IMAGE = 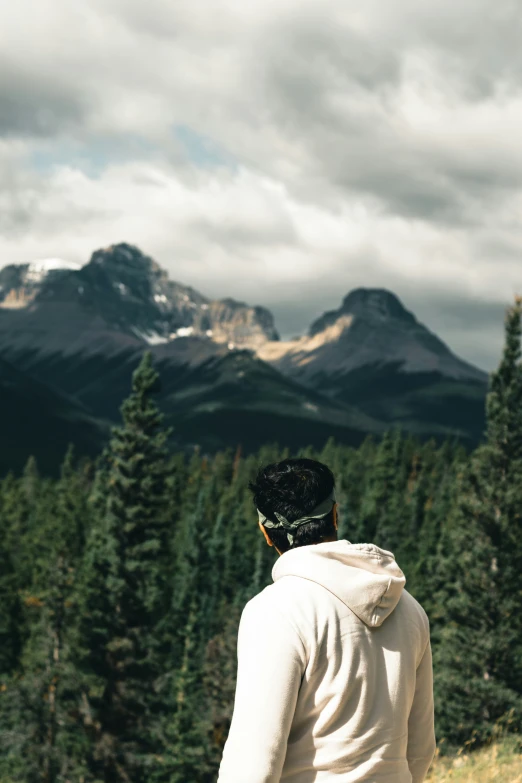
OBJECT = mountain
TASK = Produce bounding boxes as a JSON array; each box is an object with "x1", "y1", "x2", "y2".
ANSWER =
[
  {"x1": 0, "y1": 355, "x2": 105, "y2": 475},
  {"x1": 0, "y1": 245, "x2": 489, "y2": 472},
  {"x1": 0, "y1": 244, "x2": 278, "y2": 349},
  {"x1": 0, "y1": 245, "x2": 379, "y2": 469},
  {"x1": 257, "y1": 288, "x2": 488, "y2": 440}
]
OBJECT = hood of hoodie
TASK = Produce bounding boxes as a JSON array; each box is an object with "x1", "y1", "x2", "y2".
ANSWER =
[{"x1": 272, "y1": 539, "x2": 406, "y2": 628}]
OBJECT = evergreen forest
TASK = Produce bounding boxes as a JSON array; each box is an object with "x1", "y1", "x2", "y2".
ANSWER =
[{"x1": 1, "y1": 302, "x2": 522, "y2": 782}]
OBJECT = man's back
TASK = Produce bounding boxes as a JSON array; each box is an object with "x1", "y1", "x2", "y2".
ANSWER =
[{"x1": 218, "y1": 540, "x2": 435, "y2": 783}]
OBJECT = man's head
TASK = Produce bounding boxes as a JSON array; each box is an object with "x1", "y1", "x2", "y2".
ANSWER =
[{"x1": 249, "y1": 458, "x2": 337, "y2": 555}]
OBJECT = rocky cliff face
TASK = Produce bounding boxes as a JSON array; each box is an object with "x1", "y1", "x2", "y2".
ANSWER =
[
  {"x1": 0, "y1": 244, "x2": 278, "y2": 349},
  {"x1": 200, "y1": 298, "x2": 278, "y2": 349},
  {"x1": 0, "y1": 259, "x2": 80, "y2": 309}
]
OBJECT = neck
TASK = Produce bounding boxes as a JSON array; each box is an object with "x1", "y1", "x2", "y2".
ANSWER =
[{"x1": 278, "y1": 534, "x2": 338, "y2": 556}]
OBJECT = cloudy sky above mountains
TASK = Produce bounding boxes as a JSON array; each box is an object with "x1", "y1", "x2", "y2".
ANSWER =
[{"x1": 1, "y1": 0, "x2": 522, "y2": 369}]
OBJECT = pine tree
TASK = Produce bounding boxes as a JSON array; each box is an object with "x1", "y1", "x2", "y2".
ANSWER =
[
  {"x1": 408, "y1": 441, "x2": 462, "y2": 609},
  {"x1": 483, "y1": 297, "x2": 522, "y2": 720},
  {"x1": 357, "y1": 430, "x2": 406, "y2": 549},
  {"x1": 76, "y1": 352, "x2": 173, "y2": 782},
  {"x1": 54, "y1": 447, "x2": 93, "y2": 561},
  {"x1": 433, "y1": 299, "x2": 522, "y2": 748},
  {"x1": 163, "y1": 480, "x2": 226, "y2": 782},
  {"x1": 0, "y1": 556, "x2": 86, "y2": 783},
  {"x1": 2, "y1": 458, "x2": 46, "y2": 591},
  {"x1": 0, "y1": 485, "x2": 22, "y2": 677}
]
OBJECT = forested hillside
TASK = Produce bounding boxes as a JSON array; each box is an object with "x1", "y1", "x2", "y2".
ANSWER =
[{"x1": 0, "y1": 303, "x2": 521, "y2": 782}]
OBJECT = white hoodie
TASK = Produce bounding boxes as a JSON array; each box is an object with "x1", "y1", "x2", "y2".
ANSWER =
[{"x1": 218, "y1": 540, "x2": 435, "y2": 783}]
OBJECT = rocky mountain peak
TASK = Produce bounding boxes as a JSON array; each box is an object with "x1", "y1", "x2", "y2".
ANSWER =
[
  {"x1": 89, "y1": 243, "x2": 160, "y2": 279},
  {"x1": 341, "y1": 288, "x2": 417, "y2": 323},
  {"x1": 0, "y1": 243, "x2": 279, "y2": 349},
  {"x1": 258, "y1": 285, "x2": 487, "y2": 391},
  {"x1": 83, "y1": 243, "x2": 169, "y2": 304},
  {"x1": 309, "y1": 288, "x2": 416, "y2": 337}
]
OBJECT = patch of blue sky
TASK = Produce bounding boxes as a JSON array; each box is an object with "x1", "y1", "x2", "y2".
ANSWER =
[
  {"x1": 173, "y1": 124, "x2": 236, "y2": 169},
  {"x1": 28, "y1": 135, "x2": 157, "y2": 178}
]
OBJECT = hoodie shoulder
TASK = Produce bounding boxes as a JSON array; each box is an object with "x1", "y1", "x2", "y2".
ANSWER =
[
  {"x1": 401, "y1": 589, "x2": 430, "y2": 629},
  {"x1": 246, "y1": 579, "x2": 310, "y2": 618},
  {"x1": 242, "y1": 583, "x2": 306, "y2": 637},
  {"x1": 239, "y1": 583, "x2": 309, "y2": 663},
  {"x1": 397, "y1": 589, "x2": 431, "y2": 660}
]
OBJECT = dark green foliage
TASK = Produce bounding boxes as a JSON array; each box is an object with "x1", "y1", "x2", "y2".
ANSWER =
[
  {"x1": 0, "y1": 555, "x2": 88, "y2": 783},
  {"x1": 76, "y1": 352, "x2": 173, "y2": 781},
  {"x1": 0, "y1": 305, "x2": 522, "y2": 780},
  {"x1": 433, "y1": 301, "x2": 522, "y2": 750},
  {"x1": 0, "y1": 542, "x2": 21, "y2": 677}
]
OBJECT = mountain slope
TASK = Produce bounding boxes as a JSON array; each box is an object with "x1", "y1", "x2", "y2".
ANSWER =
[
  {"x1": 0, "y1": 335, "x2": 380, "y2": 457},
  {"x1": 258, "y1": 289, "x2": 488, "y2": 441},
  {"x1": 0, "y1": 248, "x2": 489, "y2": 466},
  {"x1": 0, "y1": 355, "x2": 106, "y2": 474},
  {"x1": 259, "y1": 288, "x2": 485, "y2": 382}
]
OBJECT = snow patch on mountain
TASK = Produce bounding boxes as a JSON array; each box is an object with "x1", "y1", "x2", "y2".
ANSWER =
[
  {"x1": 26, "y1": 259, "x2": 80, "y2": 283},
  {"x1": 131, "y1": 327, "x2": 169, "y2": 345}
]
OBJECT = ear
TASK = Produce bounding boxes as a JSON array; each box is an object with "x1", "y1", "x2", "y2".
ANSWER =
[
  {"x1": 259, "y1": 518, "x2": 273, "y2": 546},
  {"x1": 333, "y1": 503, "x2": 338, "y2": 530}
]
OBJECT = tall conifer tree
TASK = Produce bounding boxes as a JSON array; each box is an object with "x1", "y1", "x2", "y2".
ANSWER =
[
  {"x1": 433, "y1": 299, "x2": 522, "y2": 748},
  {"x1": 76, "y1": 352, "x2": 172, "y2": 782}
]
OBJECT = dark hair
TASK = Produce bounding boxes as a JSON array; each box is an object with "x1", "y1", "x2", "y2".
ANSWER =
[{"x1": 249, "y1": 458, "x2": 336, "y2": 553}]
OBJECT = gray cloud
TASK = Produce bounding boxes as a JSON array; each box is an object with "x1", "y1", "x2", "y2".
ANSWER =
[
  {"x1": 0, "y1": 0, "x2": 521, "y2": 371},
  {"x1": 0, "y1": 83, "x2": 85, "y2": 139}
]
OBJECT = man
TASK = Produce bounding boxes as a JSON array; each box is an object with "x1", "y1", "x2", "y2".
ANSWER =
[{"x1": 218, "y1": 458, "x2": 436, "y2": 783}]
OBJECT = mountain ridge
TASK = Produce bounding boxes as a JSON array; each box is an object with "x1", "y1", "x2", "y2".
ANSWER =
[
  {"x1": 0, "y1": 246, "x2": 487, "y2": 380},
  {"x1": 309, "y1": 288, "x2": 418, "y2": 335},
  {"x1": 0, "y1": 243, "x2": 279, "y2": 349},
  {"x1": 0, "y1": 243, "x2": 489, "y2": 469},
  {"x1": 258, "y1": 286, "x2": 486, "y2": 384}
]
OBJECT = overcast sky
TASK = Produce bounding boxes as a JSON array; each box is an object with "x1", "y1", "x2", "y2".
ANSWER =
[{"x1": 1, "y1": 1, "x2": 522, "y2": 370}]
